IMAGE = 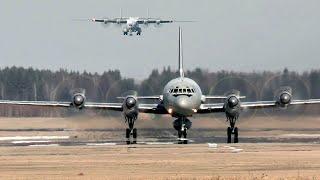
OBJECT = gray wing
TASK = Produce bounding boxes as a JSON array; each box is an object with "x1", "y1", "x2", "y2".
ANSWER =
[
  {"x1": 198, "y1": 99, "x2": 320, "y2": 114},
  {"x1": 241, "y1": 99, "x2": 320, "y2": 110},
  {"x1": 91, "y1": 18, "x2": 127, "y2": 24},
  {"x1": 137, "y1": 19, "x2": 173, "y2": 24},
  {"x1": 0, "y1": 100, "x2": 167, "y2": 114}
]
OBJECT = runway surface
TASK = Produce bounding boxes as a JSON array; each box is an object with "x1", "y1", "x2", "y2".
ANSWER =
[{"x1": 0, "y1": 117, "x2": 319, "y2": 179}]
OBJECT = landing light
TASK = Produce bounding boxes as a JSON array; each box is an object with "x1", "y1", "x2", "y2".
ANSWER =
[
  {"x1": 192, "y1": 109, "x2": 197, "y2": 113},
  {"x1": 168, "y1": 108, "x2": 173, "y2": 114}
]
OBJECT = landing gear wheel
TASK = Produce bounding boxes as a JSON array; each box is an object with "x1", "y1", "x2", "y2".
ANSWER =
[
  {"x1": 137, "y1": 32, "x2": 141, "y2": 35},
  {"x1": 234, "y1": 127, "x2": 238, "y2": 143},
  {"x1": 132, "y1": 128, "x2": 137, "y2": 144},
  {"x1": 178, "y1": 131, "x2": 182, "y2": 138},
  {"x1": 126, "y1": 128, "x2": 131, "y2": 144},
  {"x1": 183, "y1": 130, "x2": 188, "y2": 144},
  {"x1": 227, "y1": 127, "x2": 232, "y2": 143},
  {"x1": 123, "y1": 32, "x2": 128, "y2": 35}
]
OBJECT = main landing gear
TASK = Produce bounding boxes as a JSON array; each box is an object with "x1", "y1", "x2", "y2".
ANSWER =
[
  {"x1": 125, "y1": 116, "x2": 137, "y2": 144},
  {"x1": 227, "y1": 116, "x2": 238, "y2": 143},
  {"x1": 173, "y1": 117, "x2": 192, "y2": 144}
]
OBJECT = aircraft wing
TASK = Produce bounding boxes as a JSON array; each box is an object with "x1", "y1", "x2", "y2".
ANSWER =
[
  {"x1": 0, "y1": 100, "x2": 168, "y2": 114},
  {"x1": 197, "y1": 99, "x2": 320, "y2": 114},
  {"x1": 90, "y1": 18, "x2": 127, "y2": 24},
  {"x1": 240, "y1": 99, "x2": 320, "y2": 110}
]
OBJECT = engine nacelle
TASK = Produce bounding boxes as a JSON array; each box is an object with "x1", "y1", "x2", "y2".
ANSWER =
[
  {"x1": 277, "y1": 92, "x2": 292, "y2": 107},
  {"x1": 122, "y1": 96, "x2": 139, "y2": 119},
  {"x1": 224, "y1": 95, "x2": 241, "y2": 119},
  {"x1": 72, "y1": 93, "x2": 86, "y2": 109}
]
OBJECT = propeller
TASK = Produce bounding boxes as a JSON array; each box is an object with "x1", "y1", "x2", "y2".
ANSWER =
[
  {"x1": 209, "y1": 76, "x2": 259, "y2": 121},
  {"x1": 260, "y1": 73, "x2": 311, "y2": 117}
]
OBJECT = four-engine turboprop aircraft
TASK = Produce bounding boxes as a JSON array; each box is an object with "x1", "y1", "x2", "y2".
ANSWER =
[
  {"x1": 84, "y1": 9, "x2": 193, "y2": 36},
  {"x1": 1, "y1": 28, "x2": 320, "y2": 144}
]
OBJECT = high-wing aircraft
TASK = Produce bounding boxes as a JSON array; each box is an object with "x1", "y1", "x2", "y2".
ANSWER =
[
  {"x1": 1, "y1": 28, "x2": 320, "y2": 144},
  {"x1": 82, "y1": 9, "x2": 193, "y2": 36}
]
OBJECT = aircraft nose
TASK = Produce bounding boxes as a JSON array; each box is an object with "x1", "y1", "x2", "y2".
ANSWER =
[{"x1": 176, "y1": 96, "x2": 190, "y2": 110}]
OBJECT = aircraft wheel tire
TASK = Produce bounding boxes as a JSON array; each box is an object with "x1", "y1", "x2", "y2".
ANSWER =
[
  {"x1": 126, "y1": 128, "x2": 131, "y2": 144},
  {"x1": 234, "y1": 127, "x2": 239, "y2": 143},
  {"x1": 227, "y1": 127, "x2": 232, "y2": 143},
  {"x1": 178, "y1": 131, "x2": 182, "y2": 138},
  {"x1": 132, "y1": 128, "x2": 137, "y2": 144}
]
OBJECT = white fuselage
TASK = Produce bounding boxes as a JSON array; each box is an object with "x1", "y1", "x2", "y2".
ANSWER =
[{"x1": 123, "y1": 17, "x2": 141, "y2": 34}]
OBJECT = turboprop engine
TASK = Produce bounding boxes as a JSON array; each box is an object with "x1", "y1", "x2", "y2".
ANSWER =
[
  {"x1": 276, "y1": 87, "x2": 292, "y2": 107},
  {"x1": 72, "y1": 93, "x2": 86, "y2": 109},
  {"x1": 122, "y1": 96, "x2": 139, "y2": 119},
  {"x1": 224, "y1": 95, "x2": 241, "y2": 120}
]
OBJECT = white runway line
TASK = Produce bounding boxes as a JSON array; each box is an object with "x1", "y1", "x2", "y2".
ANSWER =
[
  {"x1": 146, "y1": 142, "x2": 174, "y2": 145},
  {"x1": 86, "y1": 143, "x2": 117, "y2": 146},
  {"x1": 29, "y1": 144, "x2": 60, "y2": 147},
  {"x1": 0, "y1": 136, "x2": 69, "y2": 141},
  {"x1": 223, "y1": 145, "x2": 243, "y2": 153},
  {"x1": 207, "y1": 143, "x2": 218, "y2": 148},
  {"x1": 280, "y1": 134, "x2": 320, "y2": 137},
  {"x1": 11, "y1": 140, "x2": 51, "y2": 144}
]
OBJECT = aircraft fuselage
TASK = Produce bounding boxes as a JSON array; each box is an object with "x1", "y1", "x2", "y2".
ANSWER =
[{"x1": 163, "y1": 77, "x2": 202, "y2": 117}]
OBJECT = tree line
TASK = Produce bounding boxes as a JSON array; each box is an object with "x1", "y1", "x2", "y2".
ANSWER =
[{"x1": 0, "y1": 66, "x2": 320, "y2": 117}]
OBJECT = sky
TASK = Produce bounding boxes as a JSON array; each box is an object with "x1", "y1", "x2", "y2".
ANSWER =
[{"x1": 0, "y1": 0, "x2": 320, "y2": 79}]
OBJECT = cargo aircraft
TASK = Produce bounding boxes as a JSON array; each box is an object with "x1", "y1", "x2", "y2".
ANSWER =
[
  {"x1": 1, "y1": 28, "x2": 320, "y2": 144},
  {"x1": 82, "y1": 9, "x2": 193, "y2": 36}
]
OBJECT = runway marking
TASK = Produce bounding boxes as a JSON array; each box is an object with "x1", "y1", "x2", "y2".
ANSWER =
[
  {"x1": 145, "y1": 142, "x2": 174, "y2": 145},
  {"x1": 207, "y1": 143, "x2": 218, "y2": 148},
  {"x1": 280, "y1": 134, "x2": 320, "y2": 137},
  {"x1": 11, "y1": 140, "x2": 51, "y2": 144},
  {"x1": 86, "y1": 143, "x2": 117, "y2": 146},
  {"x1": 0, "y1": 136, "x2": 69, "y2": 141},
  {"x1": 29, "y1": 144, "x2": 60, "y2": 147},
  {"x1": 223, "y1": 145, "x2": 243, "y2": 153}
]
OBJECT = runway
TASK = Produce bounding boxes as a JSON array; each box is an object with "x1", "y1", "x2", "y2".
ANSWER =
[
  {"x1": 0, "y1": 117, "x2": 319, "y2": 179},
  {"x1": 0, "y1": 143, "x2": 319, "y2": 179}
]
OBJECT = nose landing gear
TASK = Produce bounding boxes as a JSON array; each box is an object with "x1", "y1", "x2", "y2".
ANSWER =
[
  {"x1": 125, "y1": 116, "x2": 137, "y2": 144},
  {"x1": 227, "y1": 116, "x2": 239, "y2": 143},
  {"x1": 173, "y1": 117, "x2": 192, "y2": 144}
]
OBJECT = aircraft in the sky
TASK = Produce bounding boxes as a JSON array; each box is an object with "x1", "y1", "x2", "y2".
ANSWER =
[
  {"x1": 82, "y1": 10, "x2": 193, "y2": 36},
  {"x1": 1, "y1": 28, "x2": 320, "y2": 144}
]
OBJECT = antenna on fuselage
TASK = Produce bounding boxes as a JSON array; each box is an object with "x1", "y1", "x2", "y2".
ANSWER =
[{"x1": 178, "y1": 27, "x2": 184, "y2": 79}]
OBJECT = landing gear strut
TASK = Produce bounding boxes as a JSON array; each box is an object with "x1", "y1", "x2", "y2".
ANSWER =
[
  {"x1": 125, "y1": 116, "x2": 137, "y2": 144},
  {"x1": 227, "y1": 116, "x2": 239, "y2": 143},
  {"x1": 173, "y1": 117, "x2": 192, "y2": 144}
]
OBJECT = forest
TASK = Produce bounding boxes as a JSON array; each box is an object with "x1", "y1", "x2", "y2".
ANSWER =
[{"x1": 0, "y1": 66, "x2": 320, "y2": 117}]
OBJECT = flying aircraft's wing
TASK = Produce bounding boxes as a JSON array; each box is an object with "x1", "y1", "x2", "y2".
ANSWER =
[
  {"x1": 197, "y1": 99, "x2": 320, "y2": 114},
  {"x1": 0, "y1": 100, "x2": 168, "y2": 114},
  {"x1": 136, "y1": 18, "x2": 195, "y2": 24},
  {"x1": 90, "y1": 18, "x2": 128, "y2": 24}
]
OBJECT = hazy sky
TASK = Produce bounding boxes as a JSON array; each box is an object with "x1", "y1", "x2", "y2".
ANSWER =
[{"x1": 0, "y1": 0, "x2": 319, "y2": 79}]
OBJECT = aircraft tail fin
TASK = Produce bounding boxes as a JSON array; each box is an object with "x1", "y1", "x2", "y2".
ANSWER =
[{"x1": 178, "y1": 27, "x2": 184, "y2": 79}]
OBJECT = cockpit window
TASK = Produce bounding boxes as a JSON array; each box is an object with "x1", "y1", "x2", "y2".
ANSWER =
[
  {"x1": 187, "y1": 89, "x2": 191, "y2": 93},
  {"x1": 178, "y1": 89, "x2": 182, "y2": 93},
  {"x1": 174, "y1": 89, "x2": 178, "y2": 93}
]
